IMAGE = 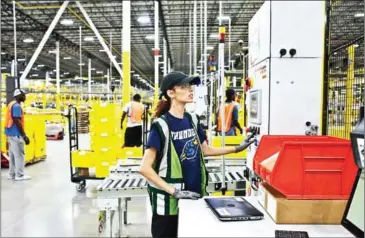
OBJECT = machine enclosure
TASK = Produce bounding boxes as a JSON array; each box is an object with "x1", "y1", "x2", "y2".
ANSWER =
[{"x1": 247, "y1": 1, "x2": 326, "y2": 170}]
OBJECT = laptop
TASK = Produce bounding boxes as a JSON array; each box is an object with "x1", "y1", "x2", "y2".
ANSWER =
[{"x1": 204, "y1": 197, "x2": 264, "y2": 221}]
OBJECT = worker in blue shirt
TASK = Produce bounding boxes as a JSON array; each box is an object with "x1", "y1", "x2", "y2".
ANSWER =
[
  {"x1": 4, "y1": 89, "x2": 31, "y2": 181},
  {"x1": 139, "y1": 71, "x2": 256, "y2": 238}
]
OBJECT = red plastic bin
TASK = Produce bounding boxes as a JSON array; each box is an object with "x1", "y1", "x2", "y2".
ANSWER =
[{"x1": 253, "y1": 135, "x2": 357, "y2": 200}]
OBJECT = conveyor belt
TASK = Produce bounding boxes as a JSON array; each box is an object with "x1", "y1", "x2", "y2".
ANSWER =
[{"x1": 96, "y1": 165, "x2": 247, "y2": 198}]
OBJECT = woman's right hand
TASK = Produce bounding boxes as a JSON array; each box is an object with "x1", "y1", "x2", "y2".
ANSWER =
[{"x1": 173, "y1": 189, "x2": 201, "y2": 200}]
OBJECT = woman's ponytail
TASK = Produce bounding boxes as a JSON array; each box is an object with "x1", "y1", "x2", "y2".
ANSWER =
[{"x1": 155, "y1": 97, "x2": 171, "y2": 118}]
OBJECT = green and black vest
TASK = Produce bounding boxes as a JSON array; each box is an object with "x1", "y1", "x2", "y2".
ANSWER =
[{"x1": 147, "y1": 112, "x2": 208, "y2": 216}]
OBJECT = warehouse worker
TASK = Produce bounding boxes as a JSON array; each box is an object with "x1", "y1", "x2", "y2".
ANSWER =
[
  {"x1": 139, "y1": 71, "x2": 256, "y2": 238},
  {"x1": 4, "y1": 89, "x2": 31, "y2": 181},
  {"x1": 216, "y1": 88, "x2": 243, "y2": 136},
  {"x1": 121, "y1": 94, "x2": 145, "y2": 147}
]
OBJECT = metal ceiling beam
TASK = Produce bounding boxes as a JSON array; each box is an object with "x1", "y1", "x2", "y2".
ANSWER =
[
  {"x1": 158, "y1": 0, "x2": 173, "y2": 68},
  {"x1": 1, "y1": 1, "x2": 110, "y2": 69},
  {"x1": 1, "y1": 23, "x2": 249, "y2": 32}
]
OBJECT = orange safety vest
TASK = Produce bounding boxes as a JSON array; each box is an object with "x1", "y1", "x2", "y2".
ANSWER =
[
  {"x1": 217, "y1": 103, "x2": 235, "y2": 133},
  {"x1": 5, "y1": 101, "x2": 24, "y2": 129},
  {"x1": 129, "y1": 101, "x2": 144, "y2": 123}
]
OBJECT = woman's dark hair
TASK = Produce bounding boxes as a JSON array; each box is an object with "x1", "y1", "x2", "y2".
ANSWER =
[{"x1": 155, "y1": 95, "x2": 171, "y2": 118}]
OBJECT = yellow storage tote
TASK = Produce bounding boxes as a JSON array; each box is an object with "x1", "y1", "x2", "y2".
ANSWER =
[
  {"x1": 71, "y1": 150, "x2": 96, "y2": 168},
  {"x1": 94, "y1": 147, "x2": 118, "y2": 163},
  {"x1": 118, "y1": 147, "x2": 143, "y2": 159},
  {"x1": 95, "y1": 160, "x2": 117, "y2": 178},
  {"x1": 34, "y1": 121, "x2": 46, "y2": 159},
  {"x1": 89, "y1": 117, "x2": 119, "y2": 134},
  {"x1": 24, "y1": 142, "x2": 35, "y2": 164},
  {"x1": 90, "y1": 132, "x2": 119, "y2": 149}
]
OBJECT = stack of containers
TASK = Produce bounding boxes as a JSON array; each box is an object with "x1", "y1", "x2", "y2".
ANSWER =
[{"x1": 89, "y1": 102, "x2": 122, "y2": 177}]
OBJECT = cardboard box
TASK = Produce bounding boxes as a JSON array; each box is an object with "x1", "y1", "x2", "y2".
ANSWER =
[
  {"x1": 78, "y1": 168, "x2": 89, "y2": 176},
  {"x1": 260, "y1": 183, "x2": 348, "y2": 224}
]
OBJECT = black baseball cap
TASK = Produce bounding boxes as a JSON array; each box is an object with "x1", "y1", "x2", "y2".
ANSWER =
[{"x1": 159, "y1": 71, "x2": 201, "y2": 99}]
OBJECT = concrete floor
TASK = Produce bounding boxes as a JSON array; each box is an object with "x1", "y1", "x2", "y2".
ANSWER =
[{"x1": 1, "y1": 134, "x2": 152, "y2": 237}]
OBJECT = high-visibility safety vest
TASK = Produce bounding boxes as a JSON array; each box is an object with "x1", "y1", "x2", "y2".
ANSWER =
[
  {"x1": 129, "y1": 101, "x2": 144, "y2": 123},
  {"x1": 5, "y1": 101, "x2": 24, "y2": 129},
  {"x1": 147, "y1": 112, "x2": 208, "y2": 215},
  {"x1": 217, "y1": 103, "x2": 235, "y2": 132}
]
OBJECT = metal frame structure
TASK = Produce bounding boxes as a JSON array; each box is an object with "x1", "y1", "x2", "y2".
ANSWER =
[
  {"x1": 1, "y1": 0, "x2": 263, "y2": 87},
  {"x1": 323, "y1": 0, "x2": 364, "y2": 138}
]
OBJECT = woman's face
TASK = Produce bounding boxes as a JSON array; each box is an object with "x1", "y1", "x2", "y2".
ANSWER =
[{"x1": 167, "y1": 83, "x2": 194, "y2": 103}]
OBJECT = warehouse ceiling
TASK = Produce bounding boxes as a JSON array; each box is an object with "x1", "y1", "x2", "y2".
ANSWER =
[
  {"x1": 329, "y1": 0, "x2": 364, "y2": 52},
  {"x1": 1, "y1": 0, "x2": 363, "y2": 87},
  {"x1": 1, "y1": 0, "x2": 262, "y2": 86}
]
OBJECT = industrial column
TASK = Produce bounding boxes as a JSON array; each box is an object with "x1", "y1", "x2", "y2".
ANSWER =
[
  {"x1": 189, "y1": 10, "x2": 192, "y2": 75},
  {"x1": 56, "y1": 41, "x2": 60, "y2": 109},
  {"x1": 218, "y1": 4, "x2": 227, "y2": 194},
  {"x1": 204, "y1": 0, "x2": 207, "y2": 83},
  {"x1": 163, "y1": 38, "x2": 167, "y2": 76},
  {"x1": 122, "y1": 0, "x2": 131, "y2": 104},
  {"x1": 200, "y1": 0, "x2": 203, "y2": 72},
  {"x1": 193, "y1": 1, "x2": 197, "y2": 74},
  {"x1": 79, "y1": 25, "x2": 83, "y2": 95},
  {"x1": 154, "y1": 1, "x2": 159, "y2": 102},
  {"x1": 345, "y1": 45, "x2": 355, "y2": 138},
  {"x1": 13, "y1": 1, "x2": 17, "y2": 78},
  {"x1": 168, "y1": 58, "x2": 171, "y2": 73},
  {"x1": 88, "y1": 58, "x2": 91, "y2": 98}
]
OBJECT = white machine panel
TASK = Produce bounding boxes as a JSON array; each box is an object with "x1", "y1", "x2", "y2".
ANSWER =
[
  {"x1": 269, "y1": 58, "x2": 323, "y2": 134},
  {"x1": 246, "y1": 59, "x2": 270, "y2": 170},
  {"x1": 270, "y1": 1, "x2": 326, "y2": 58},
  {"x1": 248, "y1": 1, "x2": 270, "y2": 67},
  {"x1": 246, "y1": 0, "x2": 325, "y2": 171}
]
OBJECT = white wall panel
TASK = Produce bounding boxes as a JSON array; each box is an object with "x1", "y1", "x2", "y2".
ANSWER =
[
  {"x1": 269, "y1": 58, "x2": 323, "y2": 135},
  {"x1": 271, "y1": 1, "x2": 326, "y2": 58}
]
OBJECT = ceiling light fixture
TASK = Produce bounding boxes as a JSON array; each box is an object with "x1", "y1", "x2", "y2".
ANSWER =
[
  {"x1": 1, "y1": 52, "x2": 6, "y2": 55},
  {"x1": 217, "y1": 16, "x2": 230, "y2": 21},
  {"x1": 63, "y1": 56, "x2": 72, "y2": 60},
  {"x1": 49, "y1": 50, "x2": 56, "y2": 54},
  {"x1": 354, "y1": 13, "x2": 364, "y2": 17},
  {"x1": 1, "y1": 67, "x2": 7, "y2": 70},
  {"x1": 91, "y1": 68, "x2": 96, "y2": 70},
  {"x1": 18, "y1": 58, "x2": 26, "y2": 62},
  {"x1": 137, "y1": 16, "x2": 150, "y2": 24},
  {"x1": 354, "y1": 44, "x2": 359, "y2": 48},
  {"x1": 60, "y1": 19, "x2": 74, "y2": 26},
  {"x1": 145, "y1": 35, "x2": 155, "y2": 40},
  {"x1": 23, "y1": 38, "x2": 34, "y2": 43},
  {"x1": 209, "y1": 33, "x2": 219, "y2": 38},
  {"x1": 99, "y1": 49, "x2": 106, "y2": 52},
  {"x1": 38, "y1": 64, "x2": 45, "y2": 67},
  {"x1": 78, "y1": 63, "x2": 85, "y2": 66},
  {"x1": 206, "y1": 46, "x2": 214, "y2": 50},
  {"x1": 84, "y1": 36, "x2": 94, "y2": 42}
]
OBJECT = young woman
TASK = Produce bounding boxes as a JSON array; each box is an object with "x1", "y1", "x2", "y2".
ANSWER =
[{"x1": 139, "y1": 71, "x2": 256, "y2": 238}]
